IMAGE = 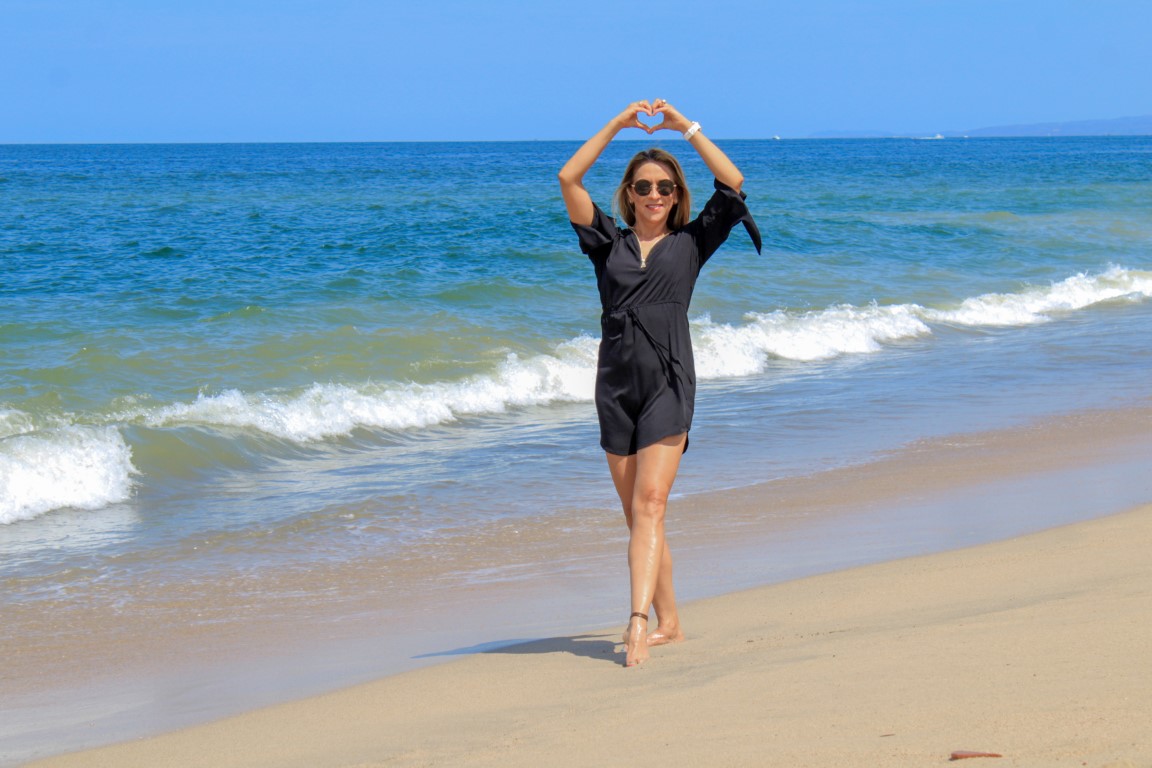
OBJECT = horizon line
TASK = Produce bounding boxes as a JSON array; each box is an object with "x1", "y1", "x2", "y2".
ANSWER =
[{"x1": 4, "y1": 134, "x2": 1151, "y2": 147}]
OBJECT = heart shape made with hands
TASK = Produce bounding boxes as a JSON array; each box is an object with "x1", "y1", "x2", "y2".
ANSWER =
[{"x1": 636, "y1": 111, "x2": 666, "y2": 132}]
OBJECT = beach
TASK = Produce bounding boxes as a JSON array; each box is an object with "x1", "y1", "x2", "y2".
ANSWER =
[
  {"x1": 14, "y1": 402, "x2": 1152, "y2": 767},
  {"x1": 3, "y1": 138, "x2": 1151, "y2": 765}
]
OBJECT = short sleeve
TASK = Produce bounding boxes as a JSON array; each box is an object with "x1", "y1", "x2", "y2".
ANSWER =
[
  {"x1": 570, "y1": 203, "x2": 619, "y2": 259},
  {"x1": 693, "y1": 178, "x2": 763, "y2": 264}
]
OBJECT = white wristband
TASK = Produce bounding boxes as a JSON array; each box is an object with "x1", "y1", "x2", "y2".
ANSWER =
[{"x1": 683, "y1": 121, "x2": 701, "y2": 140}]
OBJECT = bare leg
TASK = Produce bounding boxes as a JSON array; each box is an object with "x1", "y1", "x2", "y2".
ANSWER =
[
  {"x1": 646, "y1": 542, "x2": 685, "y2": 647},
  {"x1": 606, "y1": 433, "x2": 686, "y2": 666},
  {"x1": 607, "y1": 444, "x2": 685, "y2": 648}
]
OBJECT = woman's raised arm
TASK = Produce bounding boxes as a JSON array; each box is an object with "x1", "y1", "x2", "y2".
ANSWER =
[
  {"x1": 652, "y1": 101, "x2": 744, "y2": 193},
  {"x1": 558, "y1": 101, "x2": 654, "y2": 226}
]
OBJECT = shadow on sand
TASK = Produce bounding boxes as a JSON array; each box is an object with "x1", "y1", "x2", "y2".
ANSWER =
[{"x1": 414, "y1": 633, "x2": 620, "y2": 665}]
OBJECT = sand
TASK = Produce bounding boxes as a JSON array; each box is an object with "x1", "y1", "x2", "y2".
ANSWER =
[{"x1": 26, "y1": 498, "x2": 1152, "y2": 767}]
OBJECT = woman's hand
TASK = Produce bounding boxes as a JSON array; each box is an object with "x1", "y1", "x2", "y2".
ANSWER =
[
  {"x1": 650, "y1": 100, "x2": 693, "y2": 134},
  {"x1": 612, "y1": 101, "x2": 657, "y2": 133}
]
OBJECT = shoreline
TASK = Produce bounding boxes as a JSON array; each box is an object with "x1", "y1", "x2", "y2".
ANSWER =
[
  {"x1": 6, "y1": 402, "x2": 1152, "y2": 766},
  {"x1": 23, "y1": 504, "x2": 1152, "y2": 767}
]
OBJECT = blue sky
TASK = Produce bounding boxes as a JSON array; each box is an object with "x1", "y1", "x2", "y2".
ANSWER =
[{"x1": 5, "y1": 0, "x2": 1151, "y2": 143}]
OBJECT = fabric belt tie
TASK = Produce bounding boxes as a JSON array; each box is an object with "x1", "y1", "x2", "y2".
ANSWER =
[{"x1": 623, "y1": 306, "x2": 686, "y2": 388}]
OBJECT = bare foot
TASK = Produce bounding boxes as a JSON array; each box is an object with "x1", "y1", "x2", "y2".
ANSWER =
[
  {"x1": 623, "y1": 615, "x2": 649, "y2": 667},
  {"x1": 646, "y1": 623, "x2": 684, "y2": 646}
]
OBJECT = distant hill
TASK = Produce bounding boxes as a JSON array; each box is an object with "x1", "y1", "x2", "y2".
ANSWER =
[
  {"x1": 956, "y1": 114, "x2": 1152, "y2": 137},
  {"x1": 807, "y1": 114, "x2": 1152, "y2": 139}
]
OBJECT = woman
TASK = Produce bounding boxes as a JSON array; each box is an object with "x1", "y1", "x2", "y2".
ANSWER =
[{"x1": 558, "y1": 100, "x2": 761, "y2": 667}]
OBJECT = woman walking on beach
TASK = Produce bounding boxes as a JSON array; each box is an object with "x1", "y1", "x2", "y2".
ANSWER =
[{"x1": 559, "y1": 100, "x2": 761, "y2": 667}]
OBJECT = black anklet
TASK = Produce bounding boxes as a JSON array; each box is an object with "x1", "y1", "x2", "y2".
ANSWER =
[{"x1": 630, "y1": 612, "x2": 648, "y2": 621}]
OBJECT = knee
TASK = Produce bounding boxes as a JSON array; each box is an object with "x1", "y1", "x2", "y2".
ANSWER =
[{"x1": 632, "y1": 485, "x2": 670, "y2": 522}]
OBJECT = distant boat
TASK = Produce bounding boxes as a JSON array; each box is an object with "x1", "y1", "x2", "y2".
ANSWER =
[{"x1": 773, "y1": 135, "x2": 781, "y2": 140}]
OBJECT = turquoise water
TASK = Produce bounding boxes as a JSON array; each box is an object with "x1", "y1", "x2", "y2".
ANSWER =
[{"x1": 2, "y1": 136, "x2": 1151, "y2": 613}]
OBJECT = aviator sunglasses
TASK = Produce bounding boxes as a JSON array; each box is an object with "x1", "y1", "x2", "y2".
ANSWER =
[{"x1": 630, "y1": 179, "x2": 677, "y2": 196}]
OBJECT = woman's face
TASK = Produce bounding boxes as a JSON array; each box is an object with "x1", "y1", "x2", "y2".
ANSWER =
[{"x1": 627, "y1": 161, "x2": 679, "y2": 230}]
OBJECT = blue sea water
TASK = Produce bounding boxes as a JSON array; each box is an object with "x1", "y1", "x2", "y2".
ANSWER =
[
  {"x1": 3, "y1": 136, "x2": 1152, "y2": 565},
  {"x1": 2, "y1": 138, "x2": 1152, "y2": 750}
]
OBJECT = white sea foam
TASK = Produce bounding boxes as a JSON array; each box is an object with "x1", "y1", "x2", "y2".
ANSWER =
[
  {"x1": 691, "y1": 266, "x2": 1152, "y2": 373},
  {"x1": 694, "y1": 302, "x2": 931, "y2": 375},
  {"x1": 147, "y1": 336, "x2": 601, "y2": 441},
  {"x1": 922, "y1": 265, "x2": 1152, "y2": 327},
  {"x1": 0, "y1": 408, "x2": 40, "y2": 440},
  {"x1": 136, "y1": 267, "x2": 1152, "y2": 442},
  {"x1": 0, "y1": 426, "x2": 137, "y2": 524}
]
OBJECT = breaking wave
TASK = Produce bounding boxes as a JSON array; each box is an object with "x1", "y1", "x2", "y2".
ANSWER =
[{"x1": 3, "y1": 266, "x2": 1149, "y2": 523}]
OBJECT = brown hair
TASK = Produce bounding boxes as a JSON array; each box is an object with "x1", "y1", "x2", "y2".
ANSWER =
[{"x1": 612, "y1": 148, "x2": 692, "y2": 230}]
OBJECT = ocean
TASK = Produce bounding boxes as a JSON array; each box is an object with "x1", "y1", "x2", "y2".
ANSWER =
[{"x1": 2, "y1": 137, "x2": 1152, "y2": 760}]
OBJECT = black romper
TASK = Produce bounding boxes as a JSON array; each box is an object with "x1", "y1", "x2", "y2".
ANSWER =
[{"x1": 572, "y1": 179, "x2": 762, "y2": 456}]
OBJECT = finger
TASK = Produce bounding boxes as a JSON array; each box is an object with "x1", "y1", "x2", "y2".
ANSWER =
[{"x1": 624, "y1": 102, "x2": 649, "y2": 130}]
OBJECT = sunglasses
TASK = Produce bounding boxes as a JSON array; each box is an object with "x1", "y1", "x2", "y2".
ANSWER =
[{"x1": 630, "y1": 179, "x2": 677, "y2": 196}]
